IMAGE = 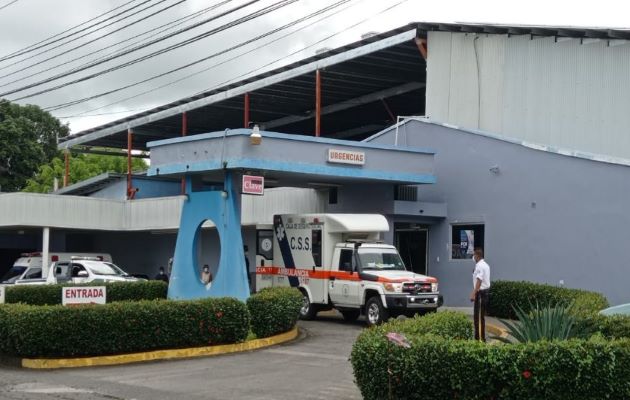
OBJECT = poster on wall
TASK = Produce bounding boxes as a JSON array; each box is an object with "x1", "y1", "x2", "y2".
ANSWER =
[{"x1": 459, "y1": 230, "x2": 475, "y2": 259}]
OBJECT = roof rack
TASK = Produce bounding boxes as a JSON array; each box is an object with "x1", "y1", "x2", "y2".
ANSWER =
[{"x1": 20, "y1": 252, "x2": 42, "y2": 257}]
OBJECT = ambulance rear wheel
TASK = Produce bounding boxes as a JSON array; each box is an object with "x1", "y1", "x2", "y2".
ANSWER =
[
  {"x1": 365, "y1": 296, "x2": 389, "y2": 326},
  {"x1": 341, "y1": 309, "x2": 360, "y2": 322},
  {"x1": 299, "y1": 290, "x2": 317, "y2": 320}
]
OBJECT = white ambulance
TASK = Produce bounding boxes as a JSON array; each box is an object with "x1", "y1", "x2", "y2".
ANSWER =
[{"x1": 255, "y1": 214, "x2": 442, "y2": 326}]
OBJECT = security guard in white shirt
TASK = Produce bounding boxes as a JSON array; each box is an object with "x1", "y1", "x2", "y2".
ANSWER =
[{"x1": 470, "y1": 248, "x2": 491, "y2": 342}]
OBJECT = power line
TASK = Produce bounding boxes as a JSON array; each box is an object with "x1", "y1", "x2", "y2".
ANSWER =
[
  {"x1": 47, "y1": 0, "x2": 356, "y2": 112},
  {"x1": 55, "y1": 0, "x2": 406, "y2": 117},
  {"x1": 0, "y1": 1, "x2": 231, "y2": 89},
  {"x1": 6, "y1": 0, "x2": 298, "y2": 100},
  {"x1": 1, "y1": 0, "x2": 263, "y2": 97},
  {"x1": 0, "y1": 0, "x2": 179, "y2": 74},
  {"x1": 0, "y1": 0, "x2": 139, "y2": 62},
  {"x1": 0, "y1": 0, "x2": 19, "y2": 12},
  {"x1": 193, "y1": 0, "x2": 410, "y2": 94}
]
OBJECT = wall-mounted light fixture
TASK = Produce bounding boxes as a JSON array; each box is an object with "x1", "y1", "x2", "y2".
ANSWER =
[{"x1": 250, "y1": 124, "x2": 262, "y2": 145}]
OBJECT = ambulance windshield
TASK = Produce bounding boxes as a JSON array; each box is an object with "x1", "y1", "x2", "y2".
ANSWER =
[{"x1": 358, "y1": 249, "x2": 406, "y2": 271}]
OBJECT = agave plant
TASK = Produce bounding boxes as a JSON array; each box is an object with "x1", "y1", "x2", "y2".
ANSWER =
[{"x1": 496, "y1": 301, "x2": 576, "y2": 343}]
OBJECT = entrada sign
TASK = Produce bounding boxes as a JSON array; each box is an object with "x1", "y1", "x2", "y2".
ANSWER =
[
  {"x1": 62, "y1": 286, "x2": 106, "y2": 306},
  {"x1": 242, "y1": 175, "x2": 264, "y2": 195},
  {"x1": 327, "y1": 149, "x2": 365, "y2": 165}
]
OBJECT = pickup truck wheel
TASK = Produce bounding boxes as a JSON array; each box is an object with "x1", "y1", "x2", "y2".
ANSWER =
[
  {"x1": 299, "y1": 291, "x2": 317, "y2": 320},
  {"x1": 365, "y1": 296, "x2": 389, "y2": 326},
  {"x1": 340, "y1": 309, "x2": 360, "y2": 322}
]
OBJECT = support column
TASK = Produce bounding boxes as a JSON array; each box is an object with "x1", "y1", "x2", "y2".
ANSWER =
[
  {"x1": 63, "y1": 151, "x2": 70, "y2": 187},
  {"x1": 244, "y1": 93, "x2": 250, "y2": 128},
  {"x1": 42, "y1": 227, "x2": 50, "y2": 279},
  {"x1": 315, "y1": 69, "x2": 321, "y2": 137},
  {"x1": 181, "y1": 112, "x2": 188, "y2": 195},
  {"x1": 127, "y1": 128, "x2": 134, "y2": 200},
  {"x1": 168, "y1": 171, "x2": 249, "y2": 301}
]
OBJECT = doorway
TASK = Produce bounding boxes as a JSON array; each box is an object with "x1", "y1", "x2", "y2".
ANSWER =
[{"x1": 394, "y1": 223, "x2": 428, "y2": 275}]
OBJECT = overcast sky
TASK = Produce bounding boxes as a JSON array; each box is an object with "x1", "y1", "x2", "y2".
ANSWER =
[{"x1": 0, "y1": 0, "x2": 628, "y2": 134}]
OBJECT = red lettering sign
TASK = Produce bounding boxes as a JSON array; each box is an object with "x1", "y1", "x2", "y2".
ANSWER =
[{"x1": 242, "y1": 175, "x2": 264, "y2": 195}]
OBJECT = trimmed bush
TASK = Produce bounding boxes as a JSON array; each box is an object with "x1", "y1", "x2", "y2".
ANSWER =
[
  {"x1": 5, "y1": 281, "x2": 167, "y2": 305},
  {"x1": 0, "y1": 297, "x2": 249, "y2": 358},
  {"x1": 247, "y1": 287, "x2": 302, "y2": 338},
  {"x1": 351, "y1": 331, "x2": 630, "y2": 400},
  {"x1": 574, "y1": 314, "x2": 630, "y2": 340},
  {"x1": 372, "y1": 310, "x2": 473, "y2": 340},
  {"x1": 488, "y1": 280, "x2": 608, "y2": 319}
]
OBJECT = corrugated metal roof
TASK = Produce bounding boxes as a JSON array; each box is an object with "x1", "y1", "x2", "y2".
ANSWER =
[{"x1": 58, "y1": 21, "x2": 630, "y2": 152}]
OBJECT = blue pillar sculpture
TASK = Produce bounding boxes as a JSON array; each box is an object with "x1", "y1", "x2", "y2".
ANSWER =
[{"x1": 167, "y1": 171, "x2": 250, "y2": 301}]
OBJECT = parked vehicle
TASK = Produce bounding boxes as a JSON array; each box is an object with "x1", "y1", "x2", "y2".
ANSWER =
[
  {"x1": 600, "y1": 304, "x2": 630, "y2": 316},
  {"x1": 1, "y1": 252, "x2": 112, "y2": 284},
  {"x1": 13, "y1": 257, "x2": 139, "y2": 285},
  {"x1": 255, "y1": 214, "x2": 442, "y2": 326}
]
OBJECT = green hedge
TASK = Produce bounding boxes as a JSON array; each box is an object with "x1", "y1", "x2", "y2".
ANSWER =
[
  {"x1": 352, "y1": 333, "x2": 630, "y2": 400},
  {"x1": 5, "y1": 281, "x2": 168, "y2": 305},
  {"x1": 575, "y1": 314, "x2": 630, "y2": 340},
  {"x1": 371, "y1": 310, "x2": 473, "y2": 340},
  {"x1": 0, "y1": 297, "x2": 249, "y2": 358},
  {"x1": 488, "y1": 280, "x2": 609, "y2": 319},
  {"x1": 246, "y1": 287, "x2": 302, "y2": 338}
]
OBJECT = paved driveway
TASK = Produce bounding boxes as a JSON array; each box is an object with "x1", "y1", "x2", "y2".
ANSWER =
[{"x1": 0, "y1": 314, "x2": 364, "y2": 400}]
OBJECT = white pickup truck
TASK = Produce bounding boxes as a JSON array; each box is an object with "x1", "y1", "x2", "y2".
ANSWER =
[
  {"x1": 13, "y1": 258, "x2": 140, "y2": 285},
  {"x1": 255, "y1": 214, "x2": 442, "y2": 325},
  {"x1": 2, "y1": 252, "x2": 112, "y2": 284}
]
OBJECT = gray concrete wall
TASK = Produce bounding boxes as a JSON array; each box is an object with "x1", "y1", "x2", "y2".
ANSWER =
[
  {"x1": 369, "y1": 119, "x2": 630, "y2": 306},
  {"x1": 91, "y1": 179, "x2": 181, "y2": 200}
]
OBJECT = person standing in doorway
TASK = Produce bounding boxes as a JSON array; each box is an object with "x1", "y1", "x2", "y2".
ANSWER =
[
  {"x1": 154, "y1": 266, "x2": 169, "y2": 283},
  {"x1": 469, "y1": 248, "x2": 491, "y2": 342},
  {"x1": 201, "y1": 264, "x2": 212, "y2": 285}
]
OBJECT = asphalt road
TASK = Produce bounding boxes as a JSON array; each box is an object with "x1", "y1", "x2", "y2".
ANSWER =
[{"x1": 0, "y1": 314, "x2": 364, "y2": 400}]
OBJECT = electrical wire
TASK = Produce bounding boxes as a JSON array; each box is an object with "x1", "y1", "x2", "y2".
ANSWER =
[
  {"x1": 0, "y1": 0, "x2": 179, "y2": 73},
  {"x1": 54, "y1": 0, "x2": 406, "y2": 117},
  {"x1": 0, "y1": 0, "x2": 19, "y2": 12},
  {"x1": 191, "y1": 0, "x2": 410, "y2": 97},
  {"x1": 5, "y1": 0, "x2": 299, "y2": 100},
  {"x1": 0, "y1": 1, "x2": 231, "y2": 89},
  {"x1": 1, "y1": 0, "x2": 265, "y2": 97},
  {"x1": 47, "y1": 0, "x2": 354, "y2": 112},
  {"x1": 0, "y1": 0, "x2": 139, "y2": 62}
]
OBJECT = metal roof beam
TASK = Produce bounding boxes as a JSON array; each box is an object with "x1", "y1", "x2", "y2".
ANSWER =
[
  {"x1": 73, "y1": 148, "x2": 147, "y2": 158},
  {"x1": 58, "y1": 29, "x2": 417, "y2": 150},
  {"x1": 608, "y1": 29, "x2": 630, "y2": 40},
  {"x1": 262, "y1": 82, "x2": 424, "y2": 130},
  {"x1": 331, "y1": 124, "x2": 385, "y2": 139}
]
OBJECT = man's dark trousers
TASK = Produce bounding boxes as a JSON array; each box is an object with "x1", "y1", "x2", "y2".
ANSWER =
[{"x1": 474, "y1": 289, "x2": 489, "y2": 342}]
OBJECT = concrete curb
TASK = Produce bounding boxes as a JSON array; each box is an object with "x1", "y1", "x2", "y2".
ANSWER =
[
  {"x1": 21, "y1": 327, "x2": 299, "y2": 369},
  {"x1": 486, "y1": 322, "x2": 509, "y2": 339}
]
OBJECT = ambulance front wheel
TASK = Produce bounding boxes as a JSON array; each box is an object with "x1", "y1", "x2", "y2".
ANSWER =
[
  {"x1": 365, "y1": 296, "x2": 389, "y2": 326},
  {"x1": 299, "y1": 290, "x2": 317, "y2": 320}
]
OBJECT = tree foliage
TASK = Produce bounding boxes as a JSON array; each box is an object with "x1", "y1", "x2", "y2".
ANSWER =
[
  {"x1": 23, "y1": 151, "x2": 147, "y2": 193},
  {"x1": 0, "y1": 100, "x2": 69, "y2": 191}
]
